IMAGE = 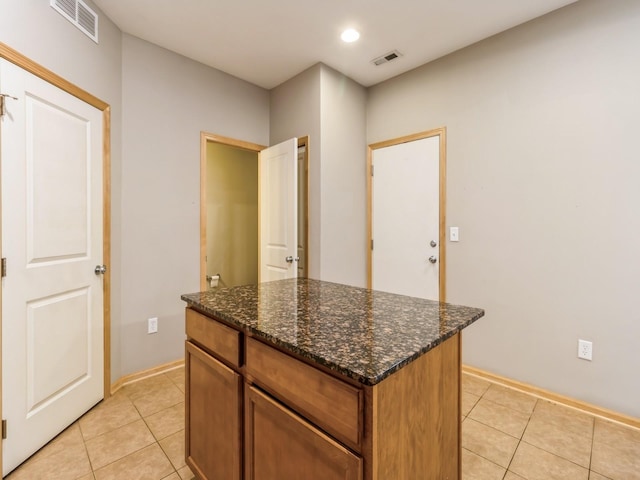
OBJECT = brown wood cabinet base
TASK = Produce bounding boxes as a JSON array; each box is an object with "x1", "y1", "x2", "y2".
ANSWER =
[
  {"x1": 185, "y1": 307, "x2": 462, "y2": 480},
  {"x1": 369, "y1": 333, "x2": 461, "y2": 479}
]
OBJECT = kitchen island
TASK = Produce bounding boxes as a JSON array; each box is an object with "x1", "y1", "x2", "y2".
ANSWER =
[{"x1": 182, "y1": 278, "x2": 484, "y2": 480}]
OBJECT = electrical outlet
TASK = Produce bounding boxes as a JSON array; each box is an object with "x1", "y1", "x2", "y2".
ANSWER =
[
  {"x1": 578, "y1": 339, "x2": 592, "y2": 361},
  {"x1": 148, "y1": 317, "x2": 158, "y2": 334}
]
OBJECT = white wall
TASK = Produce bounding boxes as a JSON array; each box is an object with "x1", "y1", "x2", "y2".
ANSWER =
[
  {"x1": 0, "y1": 0, "x2": 124, "y2": 381},
  {"x1": 120, "y1": 34, "x2": 269, "y2": 375},
  {"x1": 270, "y1": 64, "x2": 367, "y2": 286},
  {"x1": 367, "y1": 0, "x2": 640, "y2": 417}
]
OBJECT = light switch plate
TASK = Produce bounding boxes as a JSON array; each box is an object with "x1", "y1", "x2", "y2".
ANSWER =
[
  {"x1": 450, "y1": 227, "x2": 459, "y2": 242},
  {"x1": 148, "y1": 317, "x2": 158, "y2": 334}
]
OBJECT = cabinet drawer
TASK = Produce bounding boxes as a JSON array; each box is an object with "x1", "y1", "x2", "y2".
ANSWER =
[
  {"x1": 186, "y1": 308, "x2": 241, "y2": 367},
  {"x1": 245, "y1": 386, "x2": 362, "y2": 480},
  {"x1": 245, "y1": 337, "x2": 362, "y2": 450}
]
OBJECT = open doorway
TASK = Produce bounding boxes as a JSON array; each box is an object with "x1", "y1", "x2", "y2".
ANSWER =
[{"x1": 200, "y1": 133, "x2": 309, "y2": 290}]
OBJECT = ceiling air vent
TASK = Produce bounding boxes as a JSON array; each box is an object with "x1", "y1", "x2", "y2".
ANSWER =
[
  {"x1": 50, "y1": 0, "x2": 99, "y2": 43},
  {"x1": 371, "y1": 50, "x2": 403, "y2": 66}
]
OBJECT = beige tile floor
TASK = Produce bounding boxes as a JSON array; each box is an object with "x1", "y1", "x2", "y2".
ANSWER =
[
  {"x1": 461, "y1": 374, "x2": 640, "y2": 480},
  {"x1": 6, "y1": 367, "x2": 194, "y2": 480},
  {"x1": 6, "y1": 369, "x2": 640, "y2": 480}
]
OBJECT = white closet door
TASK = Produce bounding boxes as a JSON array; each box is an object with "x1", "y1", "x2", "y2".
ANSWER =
[
  {"x1": 372, "y1": 136, "x2": 440, "y2": 300},
  {"x1": 1, "y1": 58, "x2": 104, "y2": 475}
]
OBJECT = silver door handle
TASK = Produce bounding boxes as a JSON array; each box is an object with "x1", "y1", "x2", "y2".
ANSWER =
[
  {"x1": 286, "y1": 256, "x2": 294, "y2": 263},
  {"x1": 94, "y1": 264, "x2": 107, "y2": 275},
  {"x1": 428, "y1": 256, "x2": 437, "y2": 264}
]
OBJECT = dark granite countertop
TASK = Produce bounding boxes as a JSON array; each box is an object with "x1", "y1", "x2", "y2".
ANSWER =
[{"x1": 181, "y1": 278, "x2": 484, "y2": 386}]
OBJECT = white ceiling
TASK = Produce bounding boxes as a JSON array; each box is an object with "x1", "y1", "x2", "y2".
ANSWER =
[{"x1": 92, "y1": 0, "x2": 579, "y2": 89}]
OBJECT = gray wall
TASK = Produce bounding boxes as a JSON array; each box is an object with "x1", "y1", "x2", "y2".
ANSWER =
[
  {"x1": 4, "y1": 0, "x2": 637, "y2": 419},
  {"x1": 367, "y1": 0, "x2": 640, "y2": 417},
  {"x1": 270, "y1": 65, "x2": 323, "y2": 278},
  {"x1": 319, "y1": 65, "x2": 367, "y2": 287},
  {"x1": 270, "y1": 64, "x2": 367, "y2": 286},
  {"x1": 0, "y1": 0, "x2": 124, "y2": 380},
  {"x1": 120, "y1": 35, "x2": 269, "y2": 375}
]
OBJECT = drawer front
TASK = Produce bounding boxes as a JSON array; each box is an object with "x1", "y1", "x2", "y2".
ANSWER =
[
  {"x1": 186, "y1": 308, "x2": 241, "y2": 367},
  {"x1": 245, "y1": 337, "x2": 362, "y2": 450},
  {"x1": 245, "y1": 386, "x2": 362, "y2": 480}
]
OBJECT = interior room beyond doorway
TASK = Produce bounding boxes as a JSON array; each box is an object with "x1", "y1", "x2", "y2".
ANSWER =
[{"x1": 201, "y1": 134, "x2": 309, "y2": 290}]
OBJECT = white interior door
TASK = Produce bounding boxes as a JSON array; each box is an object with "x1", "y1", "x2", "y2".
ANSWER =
[
  {"x1": 259, "y1": 138, "x2": 298, "y2": 282},
  {"x1": 1, "y1": 59, "x2": 104, "y2": 475},
  {"x1": 371, "y1": 135, "x2": 441, "y2": 300}
]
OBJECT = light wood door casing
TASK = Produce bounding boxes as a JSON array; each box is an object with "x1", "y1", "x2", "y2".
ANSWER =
[
  {"x1": 245, "y1": 386, "x2": 363, "y2": 480},
  {"x1": 1, "y1": 58, "x2": 104, "y2": 475},
  {"x1": 258, "y1": 138, "x2": 298, "y2": 282},
  {"x1": 185, "y1": 341, "x2": 242, "y2": 480},
  {"x1": 297, "y1": 142, "x2": 308, "y2": 277}
]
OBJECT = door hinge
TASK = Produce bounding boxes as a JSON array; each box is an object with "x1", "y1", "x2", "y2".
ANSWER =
[
  {"x1": 1, "y1": 258, "x2": 6, "y2": 278},
  {"x1": 0, "y1": 93, "x2": 18, "y2": 117},
  {"x1": 371, "y1": 239, "x2": 374, "y2": 250},
  {"x1": 2, "y1": 419, "x2": 6, "y2": 439},
  {"x1": 371, "y1": 164, "x2": 374, "y2": 176}
]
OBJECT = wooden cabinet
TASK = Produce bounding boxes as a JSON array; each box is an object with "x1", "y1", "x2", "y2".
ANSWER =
[
  {"x1": 245, "y1": 386, "x2": 362, "y2": 480},
  {"x1": 185, "y1": 341, "x2": 242, "y2": 480},
  {"x1": 185, "y1": 306, "x2": 462, "y2": 480}
]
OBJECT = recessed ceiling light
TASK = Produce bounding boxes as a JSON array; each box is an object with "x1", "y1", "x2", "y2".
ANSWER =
[{"x1": 341, "y1": 28, "x2": 360, "y2": 43}]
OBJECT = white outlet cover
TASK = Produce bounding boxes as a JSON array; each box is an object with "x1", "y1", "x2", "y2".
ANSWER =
[{"x1": 578, "y1": 339, "x2": 592, "y2": 361}]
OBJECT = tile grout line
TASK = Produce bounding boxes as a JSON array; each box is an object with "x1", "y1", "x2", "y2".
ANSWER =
[
  {"x1": 503, "y1": 397, "x2": 537, "y2": 479},
  {"x1": 79, "y1": 423, "x2": 98, "y2": 479},
  {"x1": 84, "y1": 377, "x2": 178, "y2": 479},
  {"x1": 464, "y1": 380, "x2": 539, "y2": 479}
]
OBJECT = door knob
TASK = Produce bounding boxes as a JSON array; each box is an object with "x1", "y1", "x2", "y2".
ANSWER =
[
  {"x1": 430, "y1": 240, "x2": 437, "y2": 248},
  {"x1": 428, "y1": 256, "x2": 437, "y2": 264},
  {"x1": 94, "y1": 264, "x2": 107, "y2": 275},
  {"x1": 285, "y1": 256, "x2": 294, "y2": 263}
]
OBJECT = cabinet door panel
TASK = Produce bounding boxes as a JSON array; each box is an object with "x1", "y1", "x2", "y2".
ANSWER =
[
  {"x1": 186, "y1": 341, "x2": 242, "y2": 480},
  {"x1": 246, "y1": 386, "x2": 362, "y2": 480}
]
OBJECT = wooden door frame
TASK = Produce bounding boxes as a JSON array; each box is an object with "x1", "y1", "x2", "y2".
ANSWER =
[
  {"x1": 200, "y1": 134, "x2": 309, "y2": 290},
  {"x1": 297, "y1": 136, "x2": 310, "y2": 277},
  {"x1": 366, "y1": 127, "x2": 447, "y2": 301},
  {"x1": 0, "y1": 42, "x2": 112, "y2": 472}
]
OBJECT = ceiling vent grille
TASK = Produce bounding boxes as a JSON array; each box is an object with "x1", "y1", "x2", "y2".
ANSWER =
[
  {"x1": 371, "y1": 50, "x2": 403, "y2": 66},
  {"x1": 50, "y1": 0, "x2": 98, "y2": 43}
]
